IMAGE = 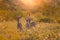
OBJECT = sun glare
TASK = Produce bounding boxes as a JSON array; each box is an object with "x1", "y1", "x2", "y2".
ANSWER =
[
  {"x1": 20, "y1": 0, "x2": 36, "y2": 8},
  {"x1": 13, "y1": 0, "x2": 43, "y2": 10},
  {"x1": 21, "y1": 0, "x2": 33, "y2": 5},
  {"x1": 20, "y1": 0, "x2": 40, "y2": 10}
]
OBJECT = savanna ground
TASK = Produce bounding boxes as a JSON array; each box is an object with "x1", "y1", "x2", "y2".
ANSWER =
[{"x1": 0, "y1": 17, "x2": 60, "y2": 40}]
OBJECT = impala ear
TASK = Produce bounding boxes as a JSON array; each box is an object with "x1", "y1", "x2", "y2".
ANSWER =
[{"x1": 15, "y1": 15, "x2": 22, "y2": 20}]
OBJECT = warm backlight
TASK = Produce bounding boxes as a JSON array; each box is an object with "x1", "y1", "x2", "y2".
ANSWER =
[{"x1": 13, "y1": 0, "x2": 44, "y2": 10}]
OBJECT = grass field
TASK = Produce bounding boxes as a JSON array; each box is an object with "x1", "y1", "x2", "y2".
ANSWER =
[{"x1": 0, "y1": 20, "x2": 60, "y2": 40}]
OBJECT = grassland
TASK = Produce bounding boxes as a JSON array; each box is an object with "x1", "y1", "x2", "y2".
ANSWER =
[{"x1": 0, "y1": 20, "x2": 60, "y2": 40}]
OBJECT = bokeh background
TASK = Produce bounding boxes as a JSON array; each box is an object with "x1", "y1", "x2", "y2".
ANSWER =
[{"x1": 0, "y1": 0, "x2": 60, "y2": 40}]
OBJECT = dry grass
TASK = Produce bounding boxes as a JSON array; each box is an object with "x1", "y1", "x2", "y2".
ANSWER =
[{"x1": 0, "y1": 20, "x2": 60, "y2": 40}]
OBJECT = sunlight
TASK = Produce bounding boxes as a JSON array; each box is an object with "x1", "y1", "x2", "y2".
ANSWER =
[
  {"x1": 13, "y1": 0, "x2": 43, "y2": 10},
  {"x1": 21, "y1": 0, "x2": 34, "y2": 5},
  {"x1": 20, "y1": 0, "x2": 37, "y2": 9}
]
